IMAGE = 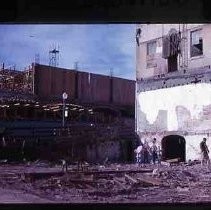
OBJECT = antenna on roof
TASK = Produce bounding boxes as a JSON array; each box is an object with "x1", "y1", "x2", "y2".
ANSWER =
[{"x1": 49, "y1": 43, "x2": 60, "y2": 67}]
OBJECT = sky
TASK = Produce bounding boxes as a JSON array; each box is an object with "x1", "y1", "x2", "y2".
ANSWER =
[{"x1": 0, "y1": 24, "x2": 135, "y2": 80}]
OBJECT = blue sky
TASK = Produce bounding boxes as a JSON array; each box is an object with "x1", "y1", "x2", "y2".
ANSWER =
[{"x1": 0, "y1": 24, "x2": 135, "y2": 80}]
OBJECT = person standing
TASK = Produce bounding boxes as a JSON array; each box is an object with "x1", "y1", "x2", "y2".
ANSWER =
[
  {"x1": 157, "y1": 146, "x2": 162, "y2": 165},
  {"x1": 151, "y1": 138, "x2": 158, "y2": 164},
  {"x1": 200, "y1": 137, "x2": 210, "y2": 168},
  {"x1": 142, "y1": 140, "x2": 150, "y2": 164},
  {"x1": 134, "y1": 145, "x2": 142, "y2": 165}
]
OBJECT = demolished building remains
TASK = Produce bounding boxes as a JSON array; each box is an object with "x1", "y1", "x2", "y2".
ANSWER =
[
  {"x1": 136, "y1": 24, "x2": 211, "y2": 162},
  {"x1": 0, "y1": 63, "x2": 135, "y2": 163}
]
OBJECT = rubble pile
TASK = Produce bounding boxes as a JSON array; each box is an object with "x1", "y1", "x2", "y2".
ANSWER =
[{"x1": 0, "y1": 161, "x2": 211, "y2": 203}]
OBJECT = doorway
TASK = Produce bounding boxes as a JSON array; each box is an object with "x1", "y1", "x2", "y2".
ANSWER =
[
  {"x1": 168, "y1": 55, "x2": 178, "y2": 72},
  {"x1": 161, "y1": 135, "x2": 186, "y2": 162}
]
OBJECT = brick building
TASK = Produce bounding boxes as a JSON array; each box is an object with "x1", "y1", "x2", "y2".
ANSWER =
[{"x1": 136, "y1": 24, "x2": 211, "y2": 161}]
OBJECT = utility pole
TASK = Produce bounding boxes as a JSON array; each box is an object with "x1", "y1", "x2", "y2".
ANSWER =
[{"x1": 62, "y1": 92, "x2": 68, "y2": 127}]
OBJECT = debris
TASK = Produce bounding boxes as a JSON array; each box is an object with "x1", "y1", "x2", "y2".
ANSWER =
[
  {"x1": 103, "y1": 157, "x2": 109, "y2": 165},
  {"x1": 165, "y1": 158, "x2": 180, "y2": 163},
  {"x1": 113, "y1": 178, "x2": 128, "y2": 190},
  {"x1": 124, "y1": 174, "x2": 139, "y2": 184},
  {"x1": 161, "y1": 161, "x2": 171, "y2": 167},
  {"x1": 0, "y1": 162, "x2": 210, "y2": 203},
  {"x1": 177, "y1": 186, "x2": 189, "y2": 192},
  {"x1": 99, "y1": 165, "x2": 105, "y2": 169},
  {"x1": 61, "y1": 159, "x2": 68, "y2": 172},
  {"x1": 0, "y1": 159, "x2": 8, "y2": 163},
  {"x1": 152, "y1": 168, "x2": 159, "y2": 177},
  {"x1": 136, "y1": 174, "x2": 162, "y2": 186},
  {"x1": 185, "y1": 160, "x2": 201, "y2": 166}
]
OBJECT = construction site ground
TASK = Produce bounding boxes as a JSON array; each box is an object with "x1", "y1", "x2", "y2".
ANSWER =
[{"x1": 0, "y1": 161, "x2": 211, "y2": 204}]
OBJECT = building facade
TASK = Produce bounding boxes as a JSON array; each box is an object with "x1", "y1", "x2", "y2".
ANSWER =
[{"x1": 136, "y1": 24, "x2": 211, "y2": 161}]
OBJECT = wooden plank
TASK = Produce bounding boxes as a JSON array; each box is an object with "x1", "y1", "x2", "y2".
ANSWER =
[
  {"x1": 165, "y1": 158, "x2": 180, "y2": 163},
  {"x1": 78, "y1": 168, "x2": 153, "y2": 175},
  {"x1": 68, "y1": 179, "x2": 98, "y2": 184},
  {"x1": 113, "y1": 178, "x2": 128, "y2": 190},
  {"x1": 125, "y1": 174, "x2": 139, "y2": 184},
  {"x1": 136, "y1": 175, "x2": 162, "y2": 186},
  {"x1": 84, "y1": 183, "x2": 95, "y2": 190}
]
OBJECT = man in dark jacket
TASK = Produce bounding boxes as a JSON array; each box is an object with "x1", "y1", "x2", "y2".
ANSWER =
[
  {"x1": 151, "y1": 138, "x2": 158, "y2": 164},
  {"x1": 200, "y1": 137, "x2": 210, "y2": 168}
]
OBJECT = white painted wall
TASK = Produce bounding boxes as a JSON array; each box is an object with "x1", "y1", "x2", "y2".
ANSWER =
[
  {"x1": 137, "y1": 83, "x2": 211, "y2": 133},
  {"x1": 138, "y1": 132, "x2": 211, "y2": 161},
  {"x1": 136, "y1": 83, "x2": 211, "y2": 161}
]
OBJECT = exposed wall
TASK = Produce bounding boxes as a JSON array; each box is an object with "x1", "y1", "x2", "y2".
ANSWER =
[
  {"x1": 86, "y1": 141, "x2": 121, "y2": 163},
  {"x1": 136, "y1": 24, "x2": 211, "y2": 79},
  {"x1": 77, "y1": 72, "x2": 91, "y2": 102},
  {"x1": 34, "y1": 64, "x2": 135, "y2": 107},
  {"x1": 0, "y1": 123, "x2": 135, "y2": 163},
  {"x1": 136, "y1": 82, "x2": 211, "y2": 160},
  {"x1": 90, "y1": 74, "x2": 110, "y2": 103},
  {"x1": 34, "y1": 64, "x2": 76, "y2": 100},
  {"x1": 112, "y1": 77, "x2": 135, "y2": 106},
  {"x1": 137, "y1": 83, "x2": 211, "y2": 133},
  {"x1": 135, "y1": 24, "x2": 211, "y2": 161},
  {"x1": 137, "y1": 131, "x2": 211, "y2": 162}
]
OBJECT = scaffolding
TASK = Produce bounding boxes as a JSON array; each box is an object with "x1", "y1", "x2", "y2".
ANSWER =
[
  {"x1": 0, "y1": 65, "x2": 33, "y2": 94},
  {"x1": 49, "y1": 45, "x2": 60, "y2": 67}
]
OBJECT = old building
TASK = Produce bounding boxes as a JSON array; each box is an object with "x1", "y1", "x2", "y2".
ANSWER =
[
  {"x1": 0, "y1": 63, "x2": 136, "y2": 163},
  {"x1": 136, "y1": 24, "x2": 211, "y2": 161}
]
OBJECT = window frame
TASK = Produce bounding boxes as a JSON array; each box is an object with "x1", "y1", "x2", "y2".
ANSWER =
[
  {"x1": 190, "y1": 29, "x2": 203, "y2": 58},
  {"x1": 146, "y1": 41, "x2": 157, "y2": 56}
]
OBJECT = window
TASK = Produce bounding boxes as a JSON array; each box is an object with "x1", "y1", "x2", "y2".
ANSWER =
[
  {"x1": 147, "y1": 41, "x2": 157, "y2": 56},
  {"x1": 190, "y1": 29, "x2": 203, "y2": 57}
]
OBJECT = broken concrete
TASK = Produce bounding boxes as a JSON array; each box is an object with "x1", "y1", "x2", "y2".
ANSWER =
[{"x1": 0, "y1": 161, "x2": 210, "y2": 203}]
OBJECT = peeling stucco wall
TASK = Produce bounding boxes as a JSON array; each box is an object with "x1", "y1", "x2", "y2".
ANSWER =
[
  {"x1": 137, "y1": 83, "x2": 211, "y2": 132},
  {"x1": 136, "y1": 83, "x2": 211, "y2": 161}
]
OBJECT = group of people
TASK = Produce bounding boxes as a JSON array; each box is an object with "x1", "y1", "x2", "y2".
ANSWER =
[
  {"x1": 135, "y1": 136, "x2": 211, "y2": 168},
  {"x1": 134, "y1": 138, "x2": 161, "y2": 165}
]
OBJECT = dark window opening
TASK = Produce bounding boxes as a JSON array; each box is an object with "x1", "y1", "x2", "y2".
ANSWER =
[
  {"x1": 168, "y1": 54, "x2": 178, "y2": 72},
  {"x1": 190, "y1": 29, "x2": 203, "y2": 57},
  {"x1": 161, "y1": 135, "x2": 186, "y2": 162},
  {"x1": 146, "y1": 41, "x2": 157, "y2": 68}
]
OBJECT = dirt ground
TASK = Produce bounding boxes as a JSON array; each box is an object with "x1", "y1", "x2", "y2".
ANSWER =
[{"x1": 0, "y1": 161, "x2": 211, "y2": 203}]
